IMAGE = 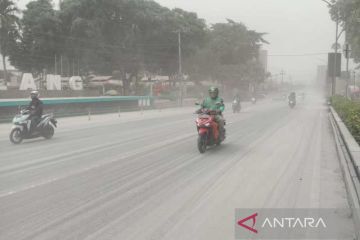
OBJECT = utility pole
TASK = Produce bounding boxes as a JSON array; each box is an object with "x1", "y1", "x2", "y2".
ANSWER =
[
  {"x1": 60, "y1": 55, "x2": 63, "y2": 76},
  {"x1": 178, "y1": 31, "x2": 182, "y2": 77},
  {"x1": 333, "y1": 16, "x2": 339, "y2": 96},
  {"x1": 344, "y1": 42, "x2": 351, "y2": 98},
  {"x1": 321, "y1": 0, "x2": 344, "y2": 96},
  {"x1": 280, "y1": 70, "x2": 285, "y2": 85},
  {"x1": 345, "y1": 43, "x2": 350, "y2": 74},
  {"x1": 78, "y1": 58, "x2": 80, "y2": 76},
  {"x1": 55, "y1": 55, "x2": 57, "y2": 75},
  {"x1": 72, "y1": 59, "x2": 75, "y2": 76},
  {"x1": 177, "y1": 30, "x2": 183, "y2": 106},
  {"x1": 0, "y1": 18, "x2": 6, "y2": 87}
]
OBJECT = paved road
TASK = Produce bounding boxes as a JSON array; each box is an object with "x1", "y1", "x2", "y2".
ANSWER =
[{"x1": 0, "y1": 92, "x2": 355, "y2": 240}]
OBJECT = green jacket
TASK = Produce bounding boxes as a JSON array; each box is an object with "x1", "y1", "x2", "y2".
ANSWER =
[{"x1": 201, "y1": 97, "x2": 225, "y2": 112}]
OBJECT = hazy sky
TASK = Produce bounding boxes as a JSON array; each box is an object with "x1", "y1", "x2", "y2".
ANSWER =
[
  {"x1": 155, "y1": 0, "x2": 343, "y2": 83},
  {"x1": 14, "y1": 0, "x2": 346, "y2": 83}
]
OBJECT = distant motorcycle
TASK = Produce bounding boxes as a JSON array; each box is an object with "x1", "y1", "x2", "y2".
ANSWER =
[
  {"x1": 195, "y1": 108, "x2": 225, "y2": 153},
  {"x1": 10, "y1": 109, "x2": 57, "y2": 144},
  {"x1": 288, "y1": 99, "x2": 296, "y2": 108},
  {"x1": 232, "y1": 99, "x2": 241, "y2": 113},
  {"x1": 251, "y1": 97, "x2": 257, "y2": 104}
]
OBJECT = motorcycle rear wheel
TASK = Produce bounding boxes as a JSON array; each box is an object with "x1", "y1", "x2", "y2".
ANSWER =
[
  {"x1": 197, "y1": 135, "x2": 207, "y2": 154},
  {"x1": 10, "y1": 128, "x2": 23, "y2": 144}
]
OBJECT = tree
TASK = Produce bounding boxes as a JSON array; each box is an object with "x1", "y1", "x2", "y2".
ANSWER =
[
  {"x1": 330, "y1": 0, "x2": 360, "y2": 63},
  {"x1": 6, "y1": 0, "x2": 265, "y2": 95},
  {"x1": 10, "y1": 0, "x2": 62, "y2": 74},
  {"x1": 0, "y1": 0, "x2": 19, "y2": 83},
  {"x1": 58, "y1": 0, "x2": 207, "y2": 94},
  {"x1": 185, "y1": 19, "x2": 268, "y2": 88}
]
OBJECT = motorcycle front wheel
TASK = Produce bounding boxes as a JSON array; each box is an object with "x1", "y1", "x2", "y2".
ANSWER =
[
  {"x1": 197, "y1": 135, "x2": 207, "y2": 154},
  {"x1": 43, "y1": 126, "x2": 55, "y2": 139},
  {"x1": 10, "y1": 128, "x2": 23, "y2": 144}
]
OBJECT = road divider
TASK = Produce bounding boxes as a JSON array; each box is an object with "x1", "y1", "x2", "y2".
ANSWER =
[{"x1": 329, "y1": 106, "x2": 360, "y2": 238}]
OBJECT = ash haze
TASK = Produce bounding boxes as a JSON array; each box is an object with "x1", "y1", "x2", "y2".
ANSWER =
[
  {"x1": 155, "y1": 0, "x2": 343, "y2": 84},
  {"x1": 14, "y1": 0, "x2": 343, "y2": 84}
]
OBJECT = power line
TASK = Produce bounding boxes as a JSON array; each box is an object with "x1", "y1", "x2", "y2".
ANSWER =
[{"x1": 268, "y1": 52, "x2": 329, "y2": 57}]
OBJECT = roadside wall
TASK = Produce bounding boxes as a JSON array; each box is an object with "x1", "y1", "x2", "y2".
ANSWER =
[{"x1": 0, "y1": 96, "x2": 153, "y2": 123}]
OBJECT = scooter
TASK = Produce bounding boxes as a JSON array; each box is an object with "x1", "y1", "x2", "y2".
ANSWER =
[
  {"x1": 288, "y1": 99, "x2": 296, "y2": 109},
  {"x1": 232, "y1": 99, "x2": 241, "y2": 113},
  {"x1": 195, "y1": 108, "x2": 225, "y2": 153},
  {"x1": 10, "y1": 109, "x2": 57, "y2": 144},
  {"x1": 251, "y1": 97, "x2": 257, "y2": 104}
]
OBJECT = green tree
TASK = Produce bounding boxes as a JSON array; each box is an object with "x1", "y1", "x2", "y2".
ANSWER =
[
  {"x1": 13, "y1": 0, "x2": 61, "y2": 74},
  {"x1": 330, "y1": 0, "x2": 360, "y2": 62},
  {"x1": 6, "y1": 0, "x2": 265, "y2": 96},
  {"x1": 59, "y1": 0, "x2": 207, "y2": 94},
  {"x1": 0, "y1": 0, "x2": 19, "y2": 83},
  {"x1": 185, "y1": 19, "x2": 268, "y2": 88}
]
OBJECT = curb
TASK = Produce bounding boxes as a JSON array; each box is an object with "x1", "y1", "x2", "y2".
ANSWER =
[{"x1": 329, "y1": 107, "x2": 360, "y2": 239}]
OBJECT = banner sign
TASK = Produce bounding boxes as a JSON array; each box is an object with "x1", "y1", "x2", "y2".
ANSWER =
[{"x1": 19, "y1": 74, "x2": 83, "y2": 91}]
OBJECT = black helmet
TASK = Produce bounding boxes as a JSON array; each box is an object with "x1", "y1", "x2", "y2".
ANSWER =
[{"x1": 209, "y1": 86, "x2": 219, "y2": 99}]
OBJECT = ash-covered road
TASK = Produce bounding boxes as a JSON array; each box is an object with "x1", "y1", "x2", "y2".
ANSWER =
[{"x1": 0, "y1": 92, "x2": 355, "y2": 240}]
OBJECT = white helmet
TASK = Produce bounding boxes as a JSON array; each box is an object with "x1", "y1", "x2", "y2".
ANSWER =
[{"x1": 30, "y1": 90, "x2": 39, "y2": 99}]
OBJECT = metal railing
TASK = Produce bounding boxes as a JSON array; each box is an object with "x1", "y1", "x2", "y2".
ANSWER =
[{"x1": 0, "y1": 96, "x2": 154, "y2": 123}]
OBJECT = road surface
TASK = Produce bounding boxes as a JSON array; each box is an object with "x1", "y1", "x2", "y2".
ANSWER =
[{"x1": 0, "y1": 92, "x2": 355, "y2": 240}]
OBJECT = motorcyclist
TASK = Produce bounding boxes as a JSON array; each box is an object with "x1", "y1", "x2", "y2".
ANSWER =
[
  {"x1": 233, "y1": 92, "x2": 241, "y2": 103},
  {"x1": 232, "y1": 92, "x2": 241, "y2": 112},
  {"x1": 288, "y1": 92, "x2": 296, "y2": 102},
  {"x1": 251, "y1": 92, "x2": 257, "y2": 103},
  {"x1": 27, "y1": 90, "x2": 43, "y2": 133},
  {"x1": 200, "y1": 87, "x2": 225, "y2": 139}
]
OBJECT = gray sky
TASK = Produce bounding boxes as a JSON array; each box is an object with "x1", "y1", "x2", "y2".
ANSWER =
[
  {"x1": 155, "y1": 0, "x2": 343, "y2": 83},
  {"x1": 14, "y1": 0, "x2": 344, "y2": 83}
]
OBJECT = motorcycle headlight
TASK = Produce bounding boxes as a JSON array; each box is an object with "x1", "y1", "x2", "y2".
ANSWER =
[
  {"x1": 12, "y1": 117, "x2": 21, "y2": 124},
  {"x1": 205, "y1": 123, "x2": 211, "y2": 127}
]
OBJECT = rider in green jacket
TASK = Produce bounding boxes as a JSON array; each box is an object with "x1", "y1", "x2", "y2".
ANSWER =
[{"x1": 201, "y1": 87, "x2": 225, "y2": 139}]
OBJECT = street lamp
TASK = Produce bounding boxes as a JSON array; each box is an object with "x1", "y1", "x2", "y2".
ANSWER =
[
  {"x1": 343, "y1": 43, "x2": 351, "y2": 97},
  {"x1": 321, "y1": 0, "x2": 343, "y2": 96}
]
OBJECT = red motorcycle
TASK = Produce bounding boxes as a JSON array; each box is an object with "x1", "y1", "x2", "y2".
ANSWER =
[{"x1": 195, "y1": 108, "x2": 225, "y2": 153}]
